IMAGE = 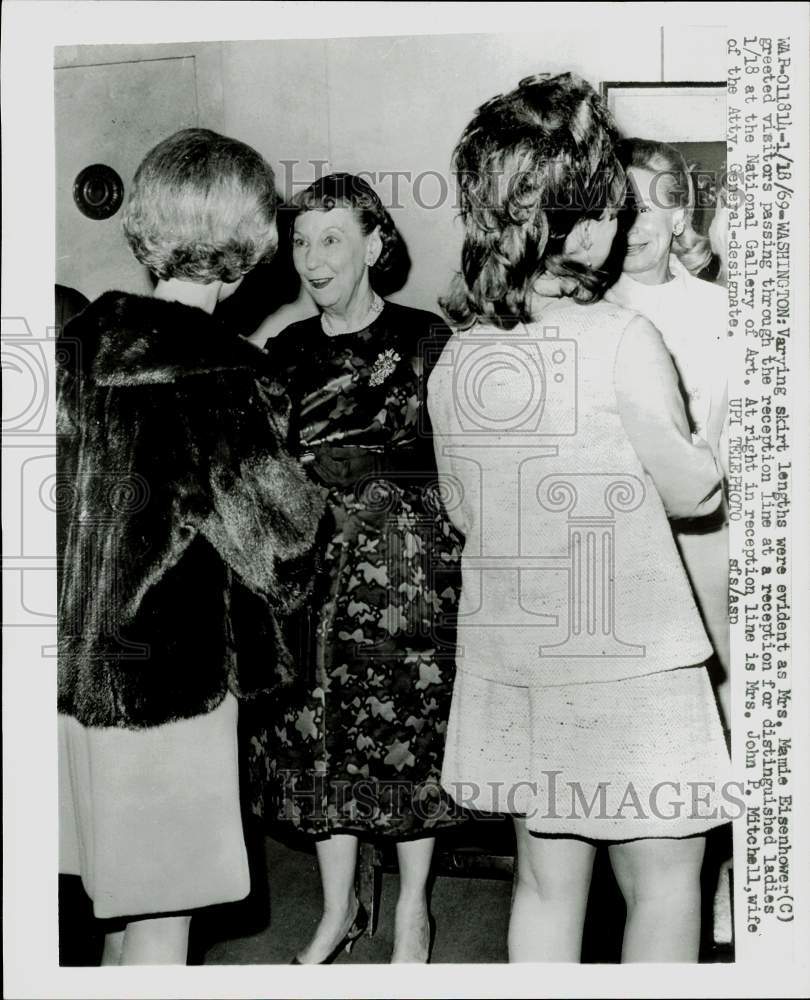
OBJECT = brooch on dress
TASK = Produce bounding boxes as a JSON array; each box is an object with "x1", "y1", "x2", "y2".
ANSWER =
[{"x1": 368, "y1": 348, "x2": 401, "y2": 387}]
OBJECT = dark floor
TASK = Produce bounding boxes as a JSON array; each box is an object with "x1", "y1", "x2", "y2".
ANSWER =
[
  {"x1": 199, "y1": 832, "x2": 514, "y2": 964},
  {"x1": 59, "y1": 821, "x2": 733, "y2": 966}
]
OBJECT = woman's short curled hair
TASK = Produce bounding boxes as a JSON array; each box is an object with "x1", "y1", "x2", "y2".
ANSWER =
[
  {"x1": 122, "y1": 128, "x2": 279, "y2": 283},
  {"x1": 442, "y1": 72, "x2": 626, "y2": 330},
  {"x1": 621, "y1": 138, "x2": 712, "y2": 277},
  {"x1": 290, "y1": 173, "x2": 407, "y2": 291}
]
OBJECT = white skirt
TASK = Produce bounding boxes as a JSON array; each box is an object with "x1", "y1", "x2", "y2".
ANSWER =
[
  {"x1": 441, "y1": 666, "x2": 734, "y2": 840},
  {"x1": 59, "y1": 693, "x2": 250, "y2": 919}
]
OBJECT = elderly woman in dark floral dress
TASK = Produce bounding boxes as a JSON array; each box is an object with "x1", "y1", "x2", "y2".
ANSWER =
[{"x1": 249, "y1": 173, "x2": 464, "y2": 964}]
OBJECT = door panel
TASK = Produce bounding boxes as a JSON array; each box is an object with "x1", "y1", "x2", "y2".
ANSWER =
[{"x1": 55, "y1": 57, "x2": 199, "y2": 300}]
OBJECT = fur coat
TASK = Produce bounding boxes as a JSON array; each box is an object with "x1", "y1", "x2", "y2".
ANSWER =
[{"x1": 57, "y1": 292, "x2": 325, "y2": 729}]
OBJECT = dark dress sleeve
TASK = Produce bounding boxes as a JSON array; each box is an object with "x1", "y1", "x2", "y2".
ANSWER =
[
  {"x1": 262, "y1": 319, "x2": 317, "y2": 455},
  {"x1": 263, "y1": 319, "x2": 313, "y2": 385},
  {"x1": 397, "y1": 307, "x2": 454, "y2": 464}
]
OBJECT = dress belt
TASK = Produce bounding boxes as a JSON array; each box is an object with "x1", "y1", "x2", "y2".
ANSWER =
[{"x1": 300, "y1": 444, "x2": 436, "y2": 488}]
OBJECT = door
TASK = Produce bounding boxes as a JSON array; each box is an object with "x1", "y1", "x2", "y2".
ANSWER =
[{"x1": 55, "y1": 54, "x2": 201, "y2": 299}]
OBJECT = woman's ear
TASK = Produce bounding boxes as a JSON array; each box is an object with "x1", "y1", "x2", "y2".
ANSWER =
[
  {"x1": 531, "y1": 273, "x2": 576, "y2": 299},
  {"x1": 672, "y1": 207, "x2": 686, "y2": 238},
  {"x1": 364, "y1": 227, "x2": 383, "y2": 267}
]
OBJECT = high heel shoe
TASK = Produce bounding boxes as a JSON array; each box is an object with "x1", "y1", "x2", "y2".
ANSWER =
[{"x1": 290, "y1": 902, "x2": 369, "y2": 965}]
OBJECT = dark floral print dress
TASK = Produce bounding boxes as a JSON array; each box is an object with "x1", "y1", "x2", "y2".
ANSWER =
[{"x1": 247, "y1": 301, "x2": 466, "y2": 837}]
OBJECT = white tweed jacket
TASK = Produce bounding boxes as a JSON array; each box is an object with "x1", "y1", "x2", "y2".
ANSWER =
[{"x1": 427, "y1": 297, "x2": 722, "y2": 687}]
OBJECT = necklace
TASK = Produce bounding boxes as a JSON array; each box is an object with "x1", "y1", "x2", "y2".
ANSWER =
[{"x1": 320, "y1": 291, "x2": 384, "y2": 337}]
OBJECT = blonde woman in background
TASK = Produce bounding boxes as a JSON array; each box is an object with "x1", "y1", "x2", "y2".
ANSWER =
[{"x1": 607, "y1": 139, "x2": 730, "y2": 727}]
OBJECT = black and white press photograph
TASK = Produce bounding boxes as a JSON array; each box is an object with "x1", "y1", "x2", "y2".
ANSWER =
[{"x1": 3, "y1": 2, "x2": 809, "y2": 998}]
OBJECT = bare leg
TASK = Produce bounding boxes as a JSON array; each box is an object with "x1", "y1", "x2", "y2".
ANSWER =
[
  {"x1": 508, "y1": 820, "x2": 596, "y2": 962},
  {"x1": 609, "y1": 836, "x2": 705, "y2": 962},
  {"x1": 100, "y1": 928, "x2": 125, "y2": 966},
  {"x1": 119, "y1": 915, "x2": 192, "y2": 965},
  {"x1": 295, "y1": 833, "x2": 359, "y2": 964},
  {"x1": 391, "y1": 836, "x2": 435, "y2": 963}
]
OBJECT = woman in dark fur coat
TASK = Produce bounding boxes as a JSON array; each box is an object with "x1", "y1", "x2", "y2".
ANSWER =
[{"x1": 57, "y1": 128, "x2": 324, "y2": 964}]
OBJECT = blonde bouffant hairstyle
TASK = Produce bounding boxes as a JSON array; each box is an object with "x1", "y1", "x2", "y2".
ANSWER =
[
  {"x1": 122, "y1": 128, "x2": 279, "y2": 283},
  {"x1": 621, "y1": 138, "x2": 712, "y2": 276}
]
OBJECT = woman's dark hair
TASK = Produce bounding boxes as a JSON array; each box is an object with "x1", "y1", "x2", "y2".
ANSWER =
[
  {"x1": 442, "y1": 72, "x2": 626, "y2": 330},
  {"x1": 290, "y1": 172, "x2": 409, "y2": 293},
  {"x1": 122, "y1": 128, "x2": 279, "y2": 283}
]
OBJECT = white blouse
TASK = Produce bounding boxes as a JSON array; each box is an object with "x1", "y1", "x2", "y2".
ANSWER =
[{"x1": 606, "y1": 255, "x2": 727, "y2": 457}]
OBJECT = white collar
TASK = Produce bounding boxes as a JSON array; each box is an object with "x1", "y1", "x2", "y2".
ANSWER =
[{"x1": 609, "y1": 254, "x2": 690, "y2": 307}]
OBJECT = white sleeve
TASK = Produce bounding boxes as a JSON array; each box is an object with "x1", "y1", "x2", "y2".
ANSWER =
[
  {"x1": 427, "y1": 345, "x2": 469, "y2": 536},
  {"x1": 615, "y1": 315, "x2": 723, "y2": 520}
]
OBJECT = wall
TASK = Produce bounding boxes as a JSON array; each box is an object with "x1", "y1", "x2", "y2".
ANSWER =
[
  {"x1": 55, "y1": 41, "x2": 225, "y2": 299},
  {"x1": 55, "y1": 27, "x2": 726, "y2": 312},
  {"x1": 219, "y1": 29, "x2": 664, "y2": 316}
]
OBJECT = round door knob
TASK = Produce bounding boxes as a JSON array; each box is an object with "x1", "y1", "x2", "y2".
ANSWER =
[{"x1": 73, "y1": 163, "x2": 124, "y2": 220}]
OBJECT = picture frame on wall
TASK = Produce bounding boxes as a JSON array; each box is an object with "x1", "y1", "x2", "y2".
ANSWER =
[{"x1": 600, "y1": 81, "x2": 727, "y2": 243}]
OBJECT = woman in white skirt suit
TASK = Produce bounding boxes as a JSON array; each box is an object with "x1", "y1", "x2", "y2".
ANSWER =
[{"x1": 428, "y1": 74, "x2": 733, "y2": 963}]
